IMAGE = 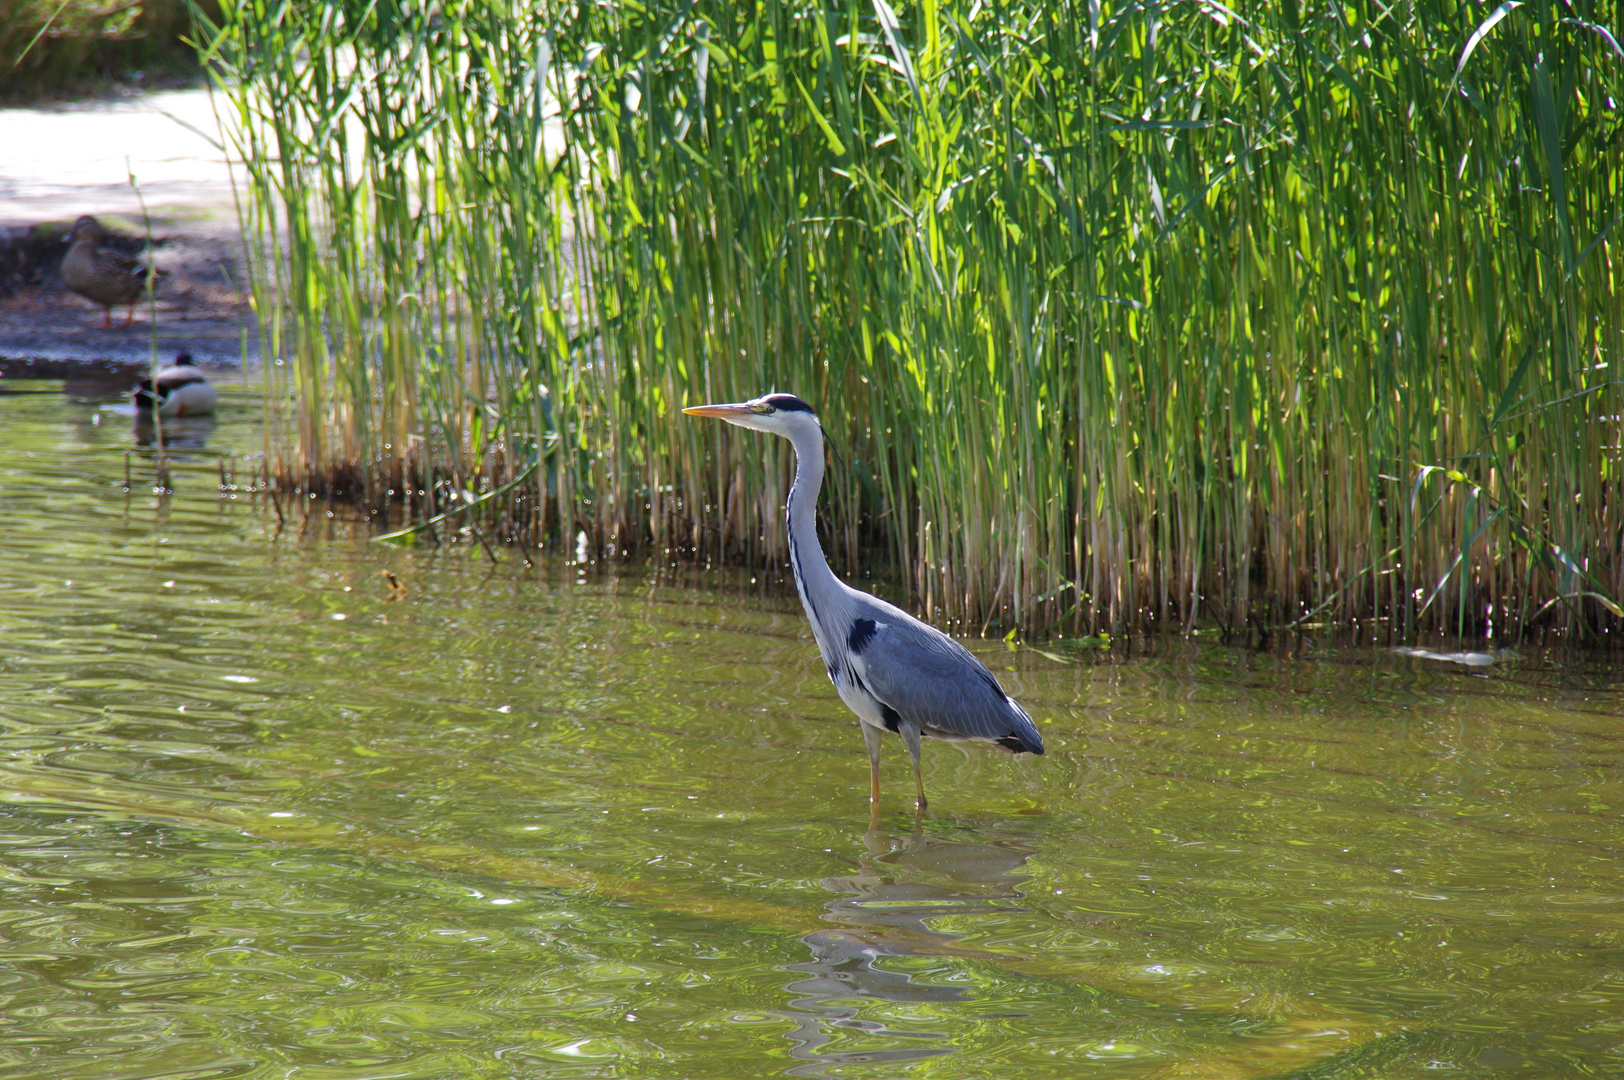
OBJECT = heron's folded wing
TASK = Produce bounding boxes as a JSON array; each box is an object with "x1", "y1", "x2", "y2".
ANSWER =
[{"x1": 850, "y1": 620, "x2": 1028, "y2": 742}]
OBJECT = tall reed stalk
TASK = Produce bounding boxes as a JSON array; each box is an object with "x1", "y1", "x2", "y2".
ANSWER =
[{"x1": 199, "y1": 0, "x2": 1622, "y2": 640}]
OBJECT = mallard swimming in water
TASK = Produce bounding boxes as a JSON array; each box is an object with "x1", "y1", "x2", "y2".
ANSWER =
[
  {"x1": 133, "y1": 352, "x2": 218, "y2": 417},
  {"x1": 61, "y1": 215, "x2": 164, "y2": 328}
]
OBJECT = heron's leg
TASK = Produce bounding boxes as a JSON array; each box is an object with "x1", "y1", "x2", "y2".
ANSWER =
[
  {"x1": 861, "y1": 722, "x2": 885, "y2": 810},
  {"x1": 899, "y1": 723, "x2": 926, "y2": 813}
]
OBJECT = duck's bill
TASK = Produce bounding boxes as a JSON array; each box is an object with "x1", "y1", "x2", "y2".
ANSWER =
[{"x1": 681, "y1": 403, "x2": 754, "y2": 419}]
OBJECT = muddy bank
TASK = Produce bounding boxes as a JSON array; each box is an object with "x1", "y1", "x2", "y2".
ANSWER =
[{"x1": 0, "y1": 214, "x2": 252, "y2": 371}]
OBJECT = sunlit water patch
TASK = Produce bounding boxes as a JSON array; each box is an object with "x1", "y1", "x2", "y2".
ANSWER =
[{"x1": 1, "y1": 381, "x2": 1622, "y2": 1078}]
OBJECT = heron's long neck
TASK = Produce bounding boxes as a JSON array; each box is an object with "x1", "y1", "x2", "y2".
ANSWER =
[{"x1": 784, "y1": 425, "x2": 843, "y2": 626}]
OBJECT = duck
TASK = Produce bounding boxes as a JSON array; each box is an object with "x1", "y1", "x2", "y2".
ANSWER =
[
  {"x1": 60, "y1": 215, "x2": 164, "y2": 328},
  {"x1": 133, "y1": 352, "x2": 218, "y2": 417}
]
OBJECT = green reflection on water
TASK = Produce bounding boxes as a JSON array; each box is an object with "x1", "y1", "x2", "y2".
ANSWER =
[{"x1": 1, "y1": 380, "x2": 1623, "y2": 1079}]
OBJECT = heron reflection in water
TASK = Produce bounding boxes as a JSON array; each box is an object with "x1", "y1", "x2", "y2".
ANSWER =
[
  {"x1": 684, "y1": 394, "x2": 1043, "y2": 816},
  {"x1": 777, "y1": 827, "x2": 1036, "y2": 1075}
]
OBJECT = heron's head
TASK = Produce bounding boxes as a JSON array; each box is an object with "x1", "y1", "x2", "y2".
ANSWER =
[{"x1": 683, "y1": 393, "x2": 820, "y2": 437}]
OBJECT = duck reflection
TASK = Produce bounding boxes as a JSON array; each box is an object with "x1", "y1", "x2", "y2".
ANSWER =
[
  {"x1": 134, "y1": 412, "x2": 216, "y2": 450},
  {"x1": 779, "y1": 828, "x2": 1034, "y2": 1076}
]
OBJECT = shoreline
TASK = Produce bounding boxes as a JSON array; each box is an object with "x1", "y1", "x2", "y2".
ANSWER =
[{"x1": 0, "y1": 85, "x2": 256, "y2": 372}]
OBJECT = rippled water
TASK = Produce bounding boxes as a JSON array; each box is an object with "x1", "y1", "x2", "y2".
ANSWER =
[{"x1": 3, "y1": 378, "x2": 1623, "y2": 1079}]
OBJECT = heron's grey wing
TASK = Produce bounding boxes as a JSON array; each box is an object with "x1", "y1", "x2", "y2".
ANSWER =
[{"x1": 847, "y1": 617, "x2": 1043, "y2": 752}]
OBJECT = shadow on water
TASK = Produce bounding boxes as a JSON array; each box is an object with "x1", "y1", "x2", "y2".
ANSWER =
[
  {"x1": 780, "y1": 828, "x2": 1034, "y2": 1074},
  {"x1": 61, "y1": 370, "x2": 139, "y2": 402}
]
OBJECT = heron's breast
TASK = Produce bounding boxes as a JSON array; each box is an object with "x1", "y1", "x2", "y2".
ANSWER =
[{"x1": 832, "y1": 665, "x2": 903, "y2": 734}]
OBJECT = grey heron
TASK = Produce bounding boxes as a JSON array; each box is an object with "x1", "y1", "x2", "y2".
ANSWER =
[{"x1": 684, "y1": 393, "x2": 1044, "y2": 813}]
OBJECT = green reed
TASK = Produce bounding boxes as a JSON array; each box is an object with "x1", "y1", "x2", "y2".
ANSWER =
[{"x1": 198, "y1": 0, "x2": 1621, "y2": 640}]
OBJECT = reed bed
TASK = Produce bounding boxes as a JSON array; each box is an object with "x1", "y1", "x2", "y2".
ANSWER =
[{"x1": 200, "y1": 0, "x2": 1622, "y2": 641}]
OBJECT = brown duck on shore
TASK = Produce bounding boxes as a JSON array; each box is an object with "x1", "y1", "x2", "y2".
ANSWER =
[{"x1": 60, "y1": 215, "x2": 164, "y2": 328}]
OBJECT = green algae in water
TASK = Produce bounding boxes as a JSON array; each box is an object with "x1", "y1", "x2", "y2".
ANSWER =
[{"x1": 1, "y1": 381, "x2": 1623, "y2": 1079}]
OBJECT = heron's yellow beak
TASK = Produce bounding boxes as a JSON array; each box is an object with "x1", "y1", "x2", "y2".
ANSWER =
[{"x1": 682, "y1": 402, "x2": 755, "y2": 420}]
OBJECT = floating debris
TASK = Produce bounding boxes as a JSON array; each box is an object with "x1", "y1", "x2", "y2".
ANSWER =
[{"x1": 1391, "y1": 647, "x2": 1497, "y2": 668}]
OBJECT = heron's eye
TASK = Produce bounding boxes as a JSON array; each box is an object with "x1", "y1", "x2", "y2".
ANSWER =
[{"x1": 747, "y1": 402, "x2": 774, "y2": 415}]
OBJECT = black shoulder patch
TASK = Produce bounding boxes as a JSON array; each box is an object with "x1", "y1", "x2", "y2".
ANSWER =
[
  {"x1": 762, "y1": 393, "x2": 815, "y2": 414},
  {"x1": 847, "y1": 618, "x2": 877, "y2": 654}
]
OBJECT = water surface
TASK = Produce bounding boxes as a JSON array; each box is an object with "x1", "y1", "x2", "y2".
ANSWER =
[{"x1": 2, "y1": 380, "x2": 1622, "y2": 1079}]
